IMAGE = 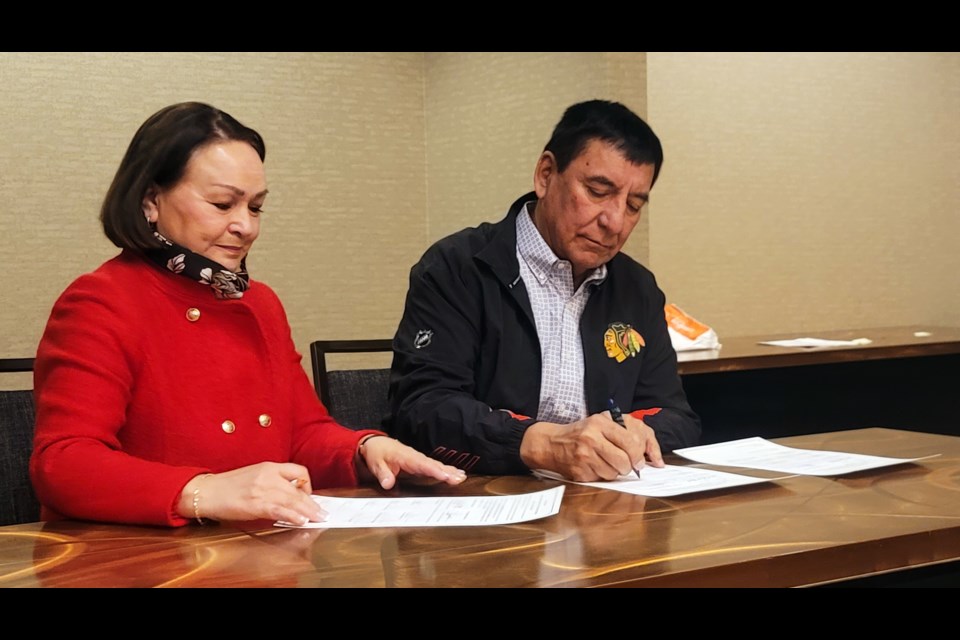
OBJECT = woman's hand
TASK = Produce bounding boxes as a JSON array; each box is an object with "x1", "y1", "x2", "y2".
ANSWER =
[
  {"x1": 357, "y1": 435, "x2": 467, "y2": 490},
  {"x1": 178, "y1": 462, "x2": 325, "y2": 526}
]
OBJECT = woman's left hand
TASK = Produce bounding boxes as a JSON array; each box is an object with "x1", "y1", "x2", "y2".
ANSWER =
[{"x1": 357, "y1": 436, "x2": 467, "y2": 490}]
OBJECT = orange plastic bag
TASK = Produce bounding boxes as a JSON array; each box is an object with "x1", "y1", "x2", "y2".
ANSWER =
[{"x1": 665, "y1": 303, "x2": 720, "y2": 351}]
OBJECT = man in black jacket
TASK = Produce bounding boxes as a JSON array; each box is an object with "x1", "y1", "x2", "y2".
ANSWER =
[{"x1": 387, "y1": 99, "x2": 701, "y2": 481}]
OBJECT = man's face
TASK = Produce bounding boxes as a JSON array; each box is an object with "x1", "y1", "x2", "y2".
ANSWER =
[{"x1": 532, "y1": 139, "x2": 655, "y2": 283}]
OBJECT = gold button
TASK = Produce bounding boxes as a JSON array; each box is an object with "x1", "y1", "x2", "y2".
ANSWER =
[
  {"x1": 258, "y1": 414, "x2": 272, "y2": 428},
  {"x1": 221, "y1": 420, "x2": 236, "y2": 434},
  {"x1": 186, "y1": 308, "x2": 201, "y2": 322}
]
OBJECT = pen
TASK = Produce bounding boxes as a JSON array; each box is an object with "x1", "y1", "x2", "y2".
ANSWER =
[{"x1": 608, "y1": 398, "x2": 642, "y2": 480}]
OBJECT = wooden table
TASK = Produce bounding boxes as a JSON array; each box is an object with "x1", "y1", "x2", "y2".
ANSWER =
[
  {"x1": 1, "y1": 428, "x2": 958, "y2": 588},
  {"x1": 676, "y1": 326, "x2": 960, "y2": 443},
  {"x1": 676, "y1": 325, "x2": 960, "y2": 375}
]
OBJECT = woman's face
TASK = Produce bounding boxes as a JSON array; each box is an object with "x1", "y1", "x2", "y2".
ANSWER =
[{"x1": 143, "y1": 140, "x2": 267, "y2": 272}]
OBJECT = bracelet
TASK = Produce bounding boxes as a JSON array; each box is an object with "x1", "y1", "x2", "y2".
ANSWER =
[
  {"x1": 192, "y1": 474, "x2": 214, "y2": 525},
  {"x1": 357, "y1": 434, "x2": 386, "y2": 457}
]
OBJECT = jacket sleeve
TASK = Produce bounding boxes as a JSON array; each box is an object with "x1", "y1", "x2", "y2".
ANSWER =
[
  {"x1": 387, "y1": 254, "x2": 533, "y2": 475},
  {"x1": 630, "y1": 280, "x2": 702, "y2": 452},
  {"x1": 30, "y1": 276, "x2": 206, "y2": 527},
  {"x1": 273, "y1": 293, "x2": 383, "y2": 487}
]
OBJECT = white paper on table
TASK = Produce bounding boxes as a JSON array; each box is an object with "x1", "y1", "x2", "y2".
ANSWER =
[
  {"x1": 275, "y1": 485, "x2": 564, "y2": 529},
  {"x1": 758, "y1": 337, "x2": 872, "y2": 348},
  {"x1": 534, "y1": 464, "x2": 784, "y2": 498},
  {"x1": 674, "y1": 437, "x2": 938, "y2": 476}
]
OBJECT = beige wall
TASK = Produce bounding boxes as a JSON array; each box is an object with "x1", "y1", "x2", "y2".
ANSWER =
[
  {"x1": 0, "y1": 52, "x2": 427, "y2": 388},
  {"x1": 424, "y1": 52, "x2": 647, "y2": 258},
  {"x1": 647, "y1": 52, "x2": 960, "y2": 338},
  {"x1": 3, "y1": 52, "x2": 959, "y2": 390},
  {"x1": 328, "y1": 52, "x2": 649, "y2": 371}
]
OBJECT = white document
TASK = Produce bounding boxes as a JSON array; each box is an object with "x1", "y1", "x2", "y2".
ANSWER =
[
  {"x1": 534, "y1": 464, "x2": 779, "y2": 497},
  {"x1": 275, "y1": 485, "x2": 564, "y2": 529},
  {"x1": 758, "y1": 337, "x2": 872, "y2": 348},
  {"x1": 674, "y1": 437, "x2": 936, "y2": 476}
]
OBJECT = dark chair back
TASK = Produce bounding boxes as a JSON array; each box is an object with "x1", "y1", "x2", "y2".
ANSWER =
[
  {"x1": 0, "y1": 358, "x2": 34, "y2": 373},
  {"x1": 309, "y1": 340, "x2": 393, "y2": 431},
  {"x1": 0, "y1": 358, "x2": 40, "y2": 526}
]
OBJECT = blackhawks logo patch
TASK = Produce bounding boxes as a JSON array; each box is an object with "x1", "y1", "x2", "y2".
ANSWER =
[{"x1": 603, "y1": 322, "x2": 645, "y2": 362}]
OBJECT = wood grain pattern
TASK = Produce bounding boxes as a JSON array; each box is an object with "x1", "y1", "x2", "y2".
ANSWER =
[{"x1": 2, "y1": 428, "x2": 957, "y2": 587}]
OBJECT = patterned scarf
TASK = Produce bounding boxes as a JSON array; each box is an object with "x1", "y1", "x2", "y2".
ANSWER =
[{"x1": 145, "y1": 230, "x2": 250, "y2": 299}]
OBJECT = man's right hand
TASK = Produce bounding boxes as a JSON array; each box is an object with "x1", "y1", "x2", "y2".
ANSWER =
[{"x1": 519, "y1": 412, "x2": 662, "y2": 481}]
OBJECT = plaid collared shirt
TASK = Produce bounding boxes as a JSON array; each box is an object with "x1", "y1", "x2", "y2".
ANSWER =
[{"x1": 516, "y1": 204, "x2": 607, "y2": 424}]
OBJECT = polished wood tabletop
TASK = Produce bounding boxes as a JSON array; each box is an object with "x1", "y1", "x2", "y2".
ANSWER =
[
  {"x1": 2, "y1": 428, "x2": 958, "y2": 588},
  {"x1": 676, "y1": 325, "x2": 960, "y2": 375}
]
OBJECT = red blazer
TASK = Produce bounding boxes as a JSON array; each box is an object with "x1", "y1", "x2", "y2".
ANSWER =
[{"x1": 31, "y1": 251, "x2": 378, "y2": 527}]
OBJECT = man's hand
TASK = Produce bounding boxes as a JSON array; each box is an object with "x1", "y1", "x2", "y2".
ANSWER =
[{"x1": 519, "y1": 411, "x2": 663, "y2": 481}]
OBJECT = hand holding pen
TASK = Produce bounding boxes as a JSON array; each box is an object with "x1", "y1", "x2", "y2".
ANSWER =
[
  {"x1": 608, "y1": 398, "x2": 643, "y2": 479},
  {"x1": 518, "y1": 405, "x2": 662, "y2": 482}
]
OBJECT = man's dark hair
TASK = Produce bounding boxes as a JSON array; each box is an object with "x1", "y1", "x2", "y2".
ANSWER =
[
  {"x1": 100, "y1": 101, "x2": 266, "y2": 251},
  {"x1": 544, "y1": 99, "x2": 663, "y2": 185}
]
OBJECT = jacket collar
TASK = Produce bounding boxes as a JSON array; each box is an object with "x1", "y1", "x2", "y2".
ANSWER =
[
  {"x1": 475, "y1": 191, "x2": 536, "y2": 288},
  {"x1": 474, "y1": 192, "x2": 539, "y2": 328},
  {"x1": 476, "y1": 191, "x2": 610, "y2": 292}
]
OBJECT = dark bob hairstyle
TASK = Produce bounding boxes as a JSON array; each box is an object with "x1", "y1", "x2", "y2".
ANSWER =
[{"x1": 100, "y1": 102, "x2": 266, "y2": 251}]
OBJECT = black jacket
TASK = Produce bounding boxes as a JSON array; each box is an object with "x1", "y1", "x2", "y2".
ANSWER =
[{"x1": 387, "y1": 192, "x2": 701, "y2": 474}]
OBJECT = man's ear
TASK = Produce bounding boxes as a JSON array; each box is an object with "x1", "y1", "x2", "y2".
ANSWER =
[
  {"x1": 533, "y1": 151, "x2": 558, "y2": 199},
  {"x1": 142, "y1": 186, "x2": 159, "y2": 223}
]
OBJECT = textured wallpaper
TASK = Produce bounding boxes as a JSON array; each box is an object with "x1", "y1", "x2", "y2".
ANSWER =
[
  {"x1": 647, "y1": 52, "x2": 960, "y2": 338},
  {"x1": 4, "y1": 52, "x2": 958, "y2": 392},
  {"x1": 0, "y1": 52, "x2": 427, "y2": 388},
  {"x1": 424, "y1": 51, "x2": 648, "y2": 258}
]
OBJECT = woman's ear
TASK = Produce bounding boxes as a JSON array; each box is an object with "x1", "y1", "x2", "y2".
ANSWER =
[{"x1": 142, "y1": 186, "x2": 159, "y2": 224}]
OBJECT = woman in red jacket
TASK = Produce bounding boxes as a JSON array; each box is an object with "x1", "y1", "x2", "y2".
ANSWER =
[{"x1": 29, "y1": 102, "x2": 465, "y2": 528}]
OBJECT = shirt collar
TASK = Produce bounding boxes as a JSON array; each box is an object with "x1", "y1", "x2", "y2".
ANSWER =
[{"x1": 515, "y1": 202, "x2": 608, "y2": 288}]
